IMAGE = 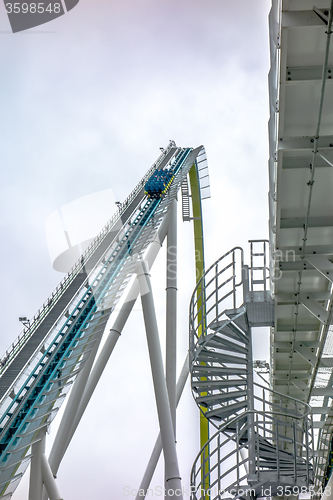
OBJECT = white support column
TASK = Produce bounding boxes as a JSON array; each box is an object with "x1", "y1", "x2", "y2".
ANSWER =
[
  {"x1": 166, "y1": 198, "x2": 177, "y2": 434},
  {"x1": 41, "y1": 454, "x2": 63, "y2": 500},
  {"x1": 30, "y1": 430, "x2": 64, "y2": 500},
  {"x1": 136, "y1": 353, "x2": 189, "y2": 500},
  {"x1": 63, "y1": 326, "x2": 122, "y2": 454},
  {"x1": 165, "y1": 199, "x2": 177, "y2": 500},
  {"x1": 29, "y1": 430, "x2": 46, "y2": 500},
  {"x1": 48, "y1": 331, "x2": 102, "y2": 478},
  {"x1": 136, "y1": 259, "x2": 183, "y2": 500}
]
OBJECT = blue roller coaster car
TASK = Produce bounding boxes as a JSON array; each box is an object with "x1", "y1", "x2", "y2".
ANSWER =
[{"x1": 145, "y1": 168, "x2": 174, "y2": 198}]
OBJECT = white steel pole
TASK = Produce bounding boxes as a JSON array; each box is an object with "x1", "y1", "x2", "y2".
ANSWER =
[
  {"x1": 41, "y1": 454, "x2": 63, "y2": 500},
  {"x1": 166, "y1": 198, "x2": 177, "y2": 434},
  {"x1": 135, "y1": 353, "x2": 189, "y2": 500},
  {"x1": 165, "y1": 198, "x2": 177, "y2": 500},
  {"x1": 29, "y1": 430, "x2": 46, "y2": 500},
  {"x1": 47, "y1": 330, "x2": 102, "y2": 477},
  {"x1": 136, "y1": 259, "x2": 183, "y2": 500}
]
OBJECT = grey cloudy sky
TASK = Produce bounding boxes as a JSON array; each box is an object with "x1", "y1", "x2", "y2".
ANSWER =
[{"x1": 0, "y1": 1, "x2": 271, "y2": 498}]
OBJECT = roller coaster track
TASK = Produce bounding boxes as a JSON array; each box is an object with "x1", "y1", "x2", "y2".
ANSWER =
[{"x1": 0, "y1": 141, "x2": 207, "y2": 499}]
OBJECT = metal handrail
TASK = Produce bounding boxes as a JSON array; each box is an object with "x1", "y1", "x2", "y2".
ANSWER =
[
  {"x1": 189, "y1": 247, "x2": 244, "y2": 348},
  {"x1": 191, "y1": 407, "x2": 314, "y2": 500},
  {"x1": 193, "y1": 408, "x2": 309, "y2": 462},
  {"x1": 249, "y1": 239, "x2": 270, "y2": 293},
  {"x1": 191, "y1": 247, "x2": 244, "y2": 309},
  {"x1": 253, "y1": 382, "x2": 312, "y2": 418},
  {"x1": 189, "y1": 243, "x2": 313, "y2": 499},
  {"x1": 0, "y1": 141, "x2": 178, "y2": 375}
]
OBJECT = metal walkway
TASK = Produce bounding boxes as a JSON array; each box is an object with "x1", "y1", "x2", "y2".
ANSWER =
[{"x1": 269, "y1": 0, "x2": 333, "y2": 492}]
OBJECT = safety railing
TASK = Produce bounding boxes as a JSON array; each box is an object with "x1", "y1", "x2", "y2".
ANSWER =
[
  {"x1": 0, "y1": 141, "x2": 178, "y2": 375},
  {"x1": 189, "y1": 243, "x2": 313, "y2": 499},
  {"x1": 253, "y1": 383, "x2": 314, "y2": 472},
  {"x1": 189, "y1": 247, "x2": 244, "y2": 350},
  {"x1": 253, "y1": 382, "x2": 312, "y2": 419},
  {"x1": 248, "y1": 240, "x2": 270, "y2": 294},
  {"x1": 191, "y1": 390, "x2": 314, "y2": 500}
]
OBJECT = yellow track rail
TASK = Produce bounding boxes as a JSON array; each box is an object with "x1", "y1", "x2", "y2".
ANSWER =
[{"x1": 189, "y1": 163, "x2": 209, "y2": 497}]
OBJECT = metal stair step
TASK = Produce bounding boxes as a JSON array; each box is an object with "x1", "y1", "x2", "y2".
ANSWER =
[
  {"x1": 274, "y1": 418, "x2": 304, "y2": 431},
  {"x1": 250, "y1": 472, "x2": 309, "y2": 488},
  {"x1": 259, "y1": 433, "x2": 295, "y2": 446},
  {"x1": 192, "y1": 379, "x2": 247, "y2": 391},
  {"x1": 258, "y1": 438, "x2": 295, "y2": 454},
  {"x1": 192, "y1": 366, "x2": 247, "y2": 376},
  {"x1": 276, "y1": 434, "x2": 293, "y2": 444},
  {"x1": 226, "y1": 323, "x2": 249, "y2": 345},
  {"x1": 259, "y1": 450, "x2": 306, "y2": 464},
  {"x1": 196, "y1": 349, "x2": 247, "y2": 365},
  {"x1": 196, "y1": 389, "x2": 247, "y2": 406},
  {"x1": 258, "y1": 462, "x2": 307, "y2": 469},
  {"x1": 223, "y1": 415, "x2": 248, "y2": 432},
  {"x1": 257, "y1": 437, "x2": 305, "y2": 455},
  {"x1": 192, "y1": 374, "x2": 247, "y2": 384},
  {"x1": 205, "y1": 401, "x2": 247, "y2": 420},
  {"x1": 209, "y1": 322, "x2": 249, "y2": 345},
  {"x1": 259, "y1": 453, "x2": 307, "y2": 464},
  {"x1": 225, "y1": 308, "x2": 250, "y2": 331},
  {"x1": 259, "y1": 465, "x2": 309, "y2": 473},
  {"x1": 260, "y1": 464, "x2": 309, "y2": 472},
  {"x1": 201, "y1": 334, "x2": 248, "y2": 354},
  {"x1": 259, "y1": 450, "x2": 302, "y2": 464},
  {"x1": 208, "y1": 318, "x2": 229, "y2": 330}
]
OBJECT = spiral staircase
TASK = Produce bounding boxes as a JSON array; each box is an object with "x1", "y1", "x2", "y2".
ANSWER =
[{"x1": 189, "y1": 242, "x2": 314, "y2": 500}]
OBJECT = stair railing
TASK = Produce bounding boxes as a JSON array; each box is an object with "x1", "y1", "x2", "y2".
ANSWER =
[
  {"x1": 189, "y1": 246, "x2": 314, "y2": 500},
  {"x1": 191, "y1": 396, "x2": 314, "y2": 500},
  {"x1": 248, "y1": 240, "x2": 270, "y2": 294},
  {"x1": 189, "y1": 247, "x2": 244, "y2": 354}
]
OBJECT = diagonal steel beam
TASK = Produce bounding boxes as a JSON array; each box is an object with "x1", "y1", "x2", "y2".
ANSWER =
[
  {"x1": 299, "y1": 293, "x2": 328, "y2": 323},
  {"x1": 135, "y1": 354, "x2": 189, "y2": 500},
  {"x1": 294, "y1": 342, "x2": 317, "y2": 366},
  {"x1": 282, "y1": 10, "x2": 327, "y2": 28},
  {"x1": 305, "y1": 255, "x2": 333, "y2": 282},
  {"x1": 137, "y1": 259, "x2": 183, "y2": 499}
]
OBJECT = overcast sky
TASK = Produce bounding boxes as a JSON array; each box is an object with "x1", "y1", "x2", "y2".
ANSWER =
[{"x1": 0, "y1": 1, "x2": 271, "y2": 498}]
